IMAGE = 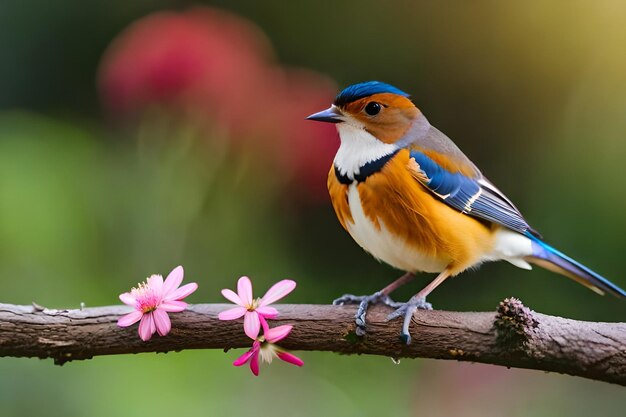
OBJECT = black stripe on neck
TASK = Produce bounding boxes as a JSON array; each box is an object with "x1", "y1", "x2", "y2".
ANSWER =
[{"x1": 334, "y1": 149, "x2": 400, "y2": 185}]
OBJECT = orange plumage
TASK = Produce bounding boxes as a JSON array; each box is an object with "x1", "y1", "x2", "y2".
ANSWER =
[
  {"x1": 327, "y1": 165, "x2": 352, "y2": 230},
  {"x1": 328, "y1": 149, "x2": 495, "y2": 276}
]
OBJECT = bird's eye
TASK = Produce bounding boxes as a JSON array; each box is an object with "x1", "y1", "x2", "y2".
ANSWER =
[{"x1": 364, "y1": 102, "x2": 381, "y2": 116}]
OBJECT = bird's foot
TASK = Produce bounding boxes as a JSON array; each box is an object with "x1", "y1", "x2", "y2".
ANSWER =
[
  {"x1": 333, "y1": 291, "x2": 402, "y2": 336},
  {"x1": 386, "y1": 296, "x2": 433, "y2": 345},
  {"x1": 333, "y1": 291, "x2": 399, "y2": 306}
]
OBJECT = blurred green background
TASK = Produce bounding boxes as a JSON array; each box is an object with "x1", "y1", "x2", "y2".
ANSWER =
[{"x1": 1, "y1": 1, "x2": 625, "y2": 416}]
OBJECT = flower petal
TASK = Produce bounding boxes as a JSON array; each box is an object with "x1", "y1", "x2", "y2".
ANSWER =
[
  {"x1": 233, "y1": 349, "x2": 254, "y2": 367},
  {"x1": 138, "y1": 313, "x2": 156, "y2": 341},
  {"x1": 119, "y1": 292, "x2": 136, "y2": 307},
  {"x1": 277, "y1": 352, "x2": 304, "y2": 367},
  {"x1": 163, "y1": 265, "x2": 184, "y2": 296},
  {"x1": 237, "y1": 276, "x2": 253, "y2": 307},
  {"x1": 218, "y1": 306, "x2": 247, "y2": 320},
  {"x1": 259, "y1": 314, "x2": 270, "y2": 334},
  {"x1": 160, "y1": 300, "x2": 188, "y2": 312},
  {"x1": 250, "y1": 350, "x2": 260, "y2": 376},
  {"x1": 264, "y1": 325, "x2": 292, "y2": 343},
  {"x1": 164, "y1": 282, "x2": 198, "y2": 301},
  {"x1": 147, "y1": 274, "x2": 164, "y2": 295},
  {"x1": 221, "y1": 289, "x2": 243, "y2": 306},
  {"x1": 243, "y1": 311, "x2": 261, "y2": 339},
  {"x1": 259, "y1": 280, "x2": 296, "y2": 306},
  {"x1": 255, "y1": 306, "x2": 278, "y2": 318},
  {"x1": 117, "y1": 310, "x2": 143, "y2": 327},
  {"x1": 153, "y1": 309, "x2": 172, "y2": 336}
]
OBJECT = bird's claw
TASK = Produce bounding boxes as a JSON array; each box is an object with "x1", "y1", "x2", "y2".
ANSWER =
[
  {"x1": 386, "y1": 296, "x2": 432, "y2": 320},
  {"x1": 386, "y1": 296, "x2": 432, "y2": 345},
  {"x1": 333, "y1": 291, "x2": 402, "y2": 336},
  {"x1": 333, "y1": 291, "x2": 394, "y2": 306}
]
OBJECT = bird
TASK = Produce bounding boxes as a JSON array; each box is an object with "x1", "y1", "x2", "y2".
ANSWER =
[{"x1": 306, "y1": 80, "x2": 626, "y2": 344}]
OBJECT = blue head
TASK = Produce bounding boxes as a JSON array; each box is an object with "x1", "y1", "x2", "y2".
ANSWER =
[
  {"x1": 333, "y1": 81, "x2": 410, "y2": 107},
  {"x1": 307, "y1": 81, "x2": 418, "y2": 143}
]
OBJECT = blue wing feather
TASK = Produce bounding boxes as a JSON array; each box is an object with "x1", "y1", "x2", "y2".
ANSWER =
[{"x1": 409, "y1": 150, "x2": 535, "y2": 235}]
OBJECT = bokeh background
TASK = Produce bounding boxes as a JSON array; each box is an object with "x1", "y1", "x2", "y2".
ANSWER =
[{"x1": 1, "y1": 1, "x2": 626, "y2": 416}]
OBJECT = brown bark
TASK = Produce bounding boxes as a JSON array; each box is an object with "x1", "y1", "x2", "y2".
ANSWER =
[{"x1": 0, "y1": 299, "x2": 624, "y2": 385}]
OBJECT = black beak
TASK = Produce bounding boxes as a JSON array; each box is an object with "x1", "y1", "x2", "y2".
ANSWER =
[{"x1": 306, "y1": 106, "x2": 342, "y2": 123}]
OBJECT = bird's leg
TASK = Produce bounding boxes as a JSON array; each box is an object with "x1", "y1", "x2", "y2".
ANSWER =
[
  {"x1": 333, "y1": 272, "x2": 415, "y2": 306},
  {"x1": 387, "y1": 269, "x2": 451, "y2": 344},
  {"x1": 333, "y1": 272, "x2": 415, "y2": 336}
]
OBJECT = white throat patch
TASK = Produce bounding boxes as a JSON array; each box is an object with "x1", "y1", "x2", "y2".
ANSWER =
[{"x1": 334, "y1": 123, "x2": 398, "y2": 180}]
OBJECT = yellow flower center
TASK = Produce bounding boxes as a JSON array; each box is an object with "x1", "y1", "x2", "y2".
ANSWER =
[
  {"x1": 131, "y1": 280, "x2": 160, "y2": 313},
  {"x1": 247, "y1": 297, "x2": 260, "y2": 312}
]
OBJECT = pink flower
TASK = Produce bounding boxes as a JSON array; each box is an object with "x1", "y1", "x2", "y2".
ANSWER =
[
  {"x1": 117, "y1": 266, "x2": 198, "y2": 341},
  {"x1": 263, "y1": 68, "x2": 338, "y2": 203},
  {"x1": 233, "y1": 323, "x2": 304, "y2": 376},
  {"x1": 98, "y1": 8, "x2": 272, "y2": 123},
  {"x1": 218, "y1": 276, "x2": 296, "y2": 339}
]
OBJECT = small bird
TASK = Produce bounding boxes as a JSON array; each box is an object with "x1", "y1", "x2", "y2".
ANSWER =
[{"x1": 307, "y1": 81, "x2": 626, "y2": 343}]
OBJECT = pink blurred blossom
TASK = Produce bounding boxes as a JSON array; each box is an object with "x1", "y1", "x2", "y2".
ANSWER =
[
  {"x1": 268, "y1": 68, "x2": 339, "y2": 201},
  {"x1": 98, "y1": 7, "x2": 339, "y2": 203},
  {"x1": 98, "y1": 7, "x2": 273, "y2": 121},
  {"x1": 219, "y1": 276, "x2": 296, "y2": 339},
  {"x1": 117, "y1": 266, "x2": 198, "y2": 341},
  {"x1": 234, "y1": 323, "x2": 303, "y2": 376}
]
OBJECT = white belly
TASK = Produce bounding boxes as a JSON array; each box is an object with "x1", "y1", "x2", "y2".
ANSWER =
[
  {"x1": 481, "y1": 228, "x2": 534, "y2": 270},
  {"x1": 346, "y1": 184, "x2": 447, "y2": 273}
]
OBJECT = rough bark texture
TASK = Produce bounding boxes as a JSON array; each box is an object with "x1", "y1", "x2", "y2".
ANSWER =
[{"x1": 0, "y1": 299, "x2": 624, "y2": 385}]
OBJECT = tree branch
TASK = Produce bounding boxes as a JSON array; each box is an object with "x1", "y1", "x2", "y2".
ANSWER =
[{"x1": 0, "y1": 298, "x2": 624, "y2": 385}]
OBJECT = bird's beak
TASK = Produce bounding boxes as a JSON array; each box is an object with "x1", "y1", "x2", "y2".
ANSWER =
[{"x1": 306, "y1": 106, "x2": 343, "y2": 123}]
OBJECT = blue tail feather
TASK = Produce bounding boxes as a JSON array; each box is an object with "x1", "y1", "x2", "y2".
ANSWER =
[{"x1": 525, "y1": 232, "x2": 626, "y2": 298}]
